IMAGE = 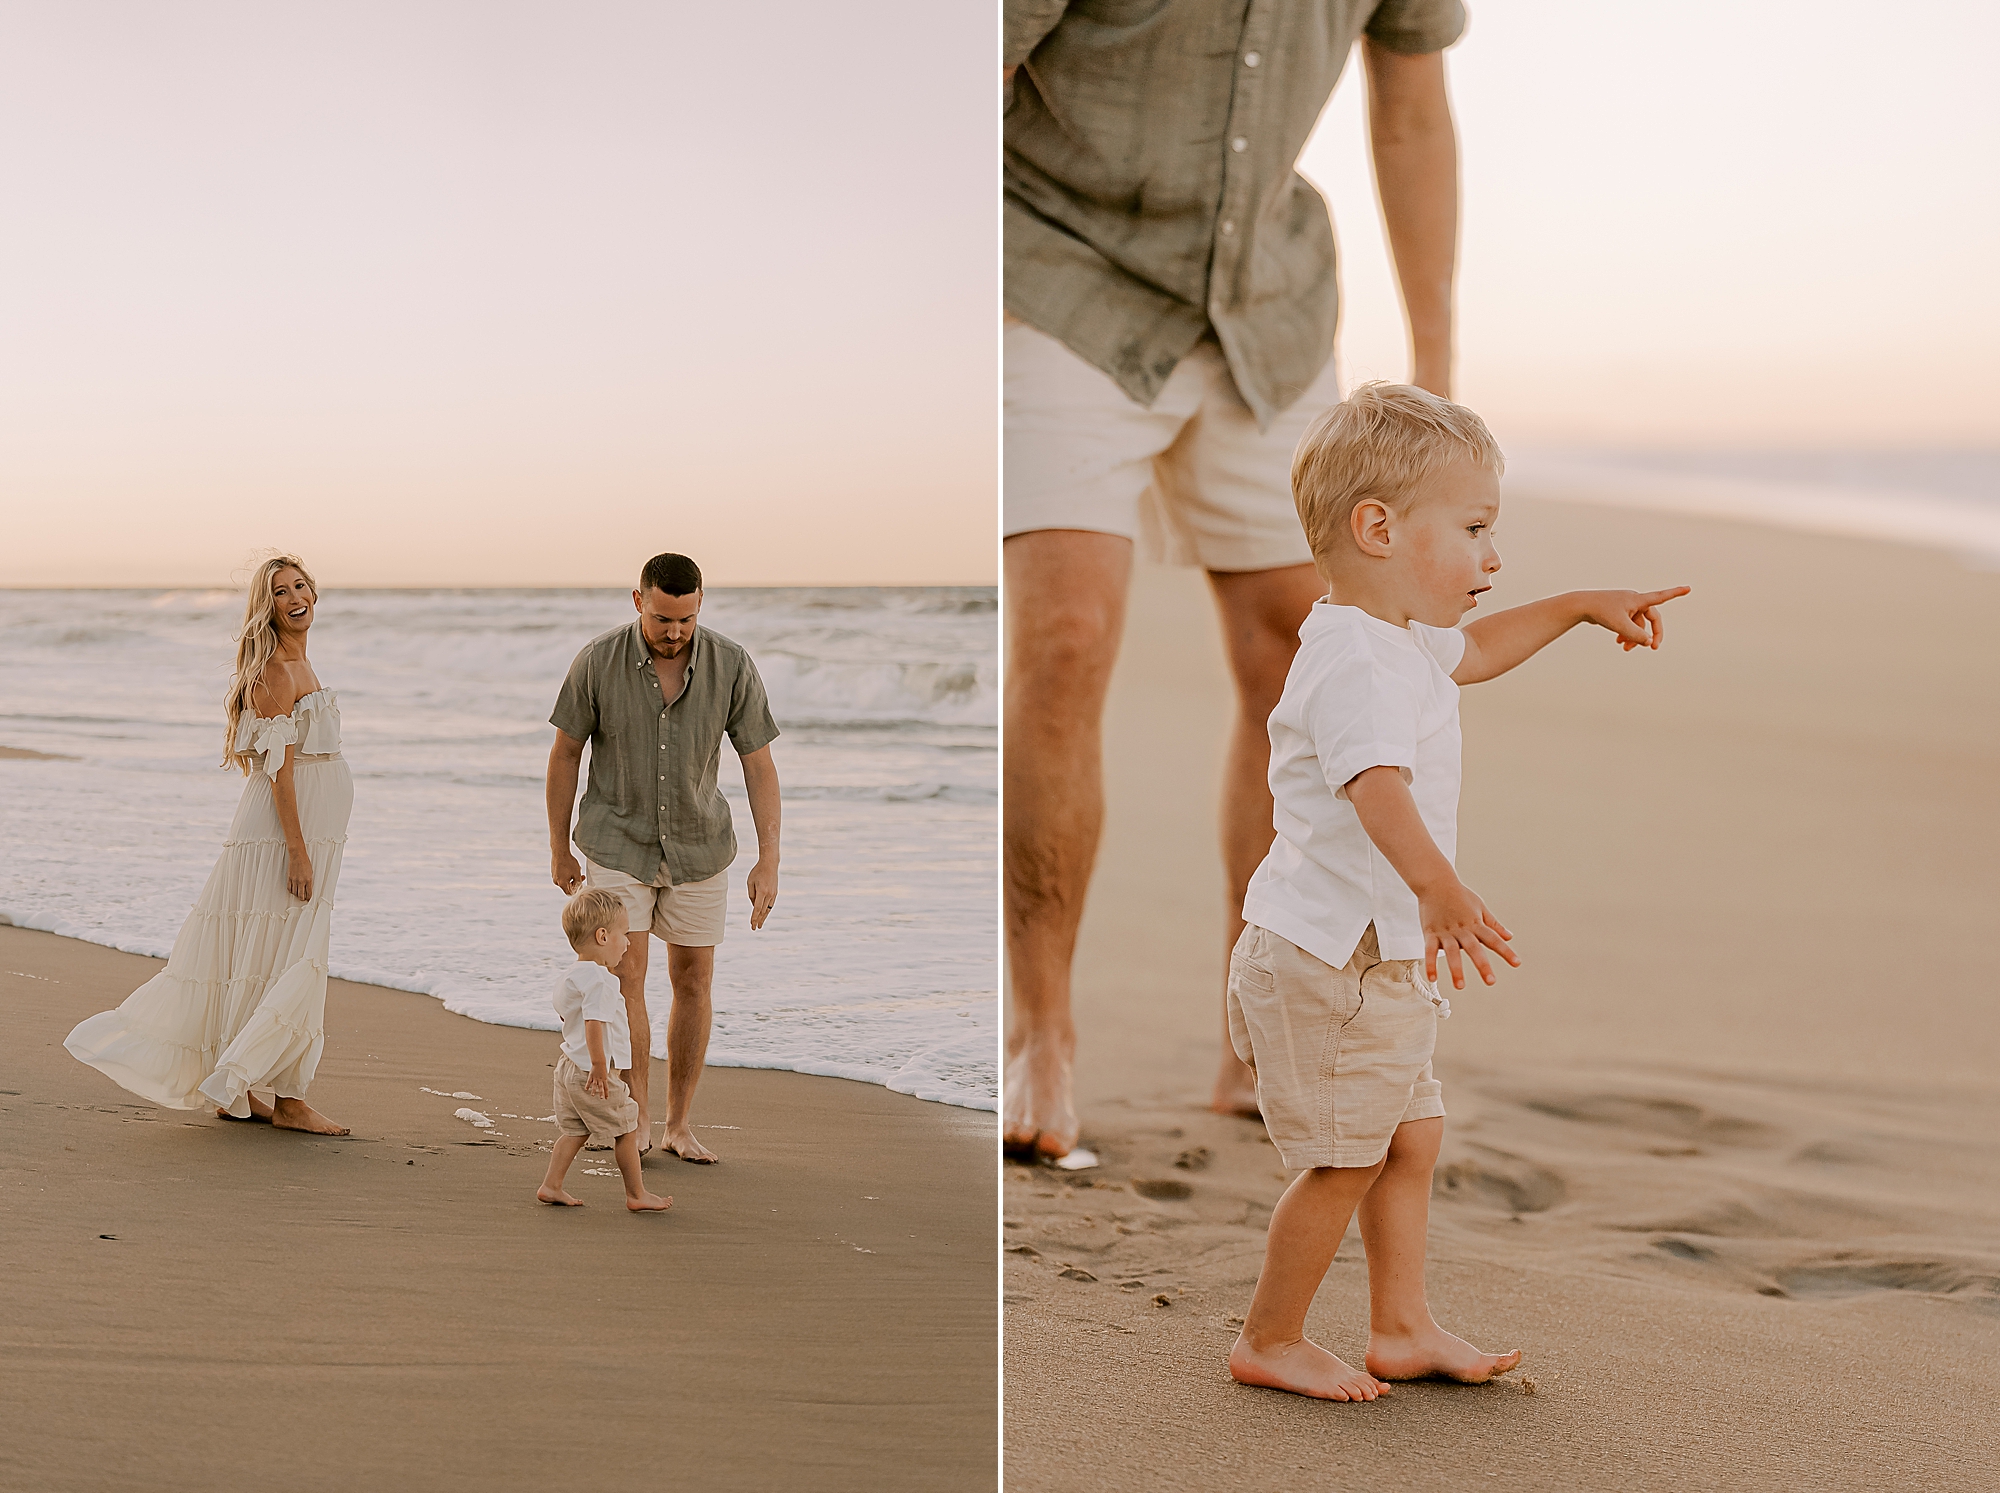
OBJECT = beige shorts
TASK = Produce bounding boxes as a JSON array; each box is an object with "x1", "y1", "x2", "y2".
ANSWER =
[
  {"x1": 583, "y1": 858, "x2": 726, "y2": 946},
  {"x1": 1003, "y1": 315, "x2": 1331, "y2": 572},
  {"x1": 553, "y1": 1055, "x2": 641, "y2": 1146},
  {"x1": 1227, "y1": 923, "x2": 1447, "y2": 1170}
]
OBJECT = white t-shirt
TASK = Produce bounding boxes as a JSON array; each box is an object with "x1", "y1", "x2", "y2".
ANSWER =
[
  {"x1": 553, "y1": 961, "x2": 631, "y2": 1072},
  {"x1": 1241, "y1": 603, "x2": 1466, "y2": 969}
]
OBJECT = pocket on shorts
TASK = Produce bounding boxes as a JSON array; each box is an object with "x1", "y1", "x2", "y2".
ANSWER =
[{"x1": 1229, "y1": 926, "x2": 1278, "y2": 995}]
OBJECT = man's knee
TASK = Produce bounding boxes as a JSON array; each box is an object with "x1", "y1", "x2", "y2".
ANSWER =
[{"x1": 1011, "y1": 592, "x2": 1124, "y2": 682}]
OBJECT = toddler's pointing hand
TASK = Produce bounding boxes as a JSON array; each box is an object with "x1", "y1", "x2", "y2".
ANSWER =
[{"x1": 1580, "y1": 586, "x2": 1691, "y2": 652}]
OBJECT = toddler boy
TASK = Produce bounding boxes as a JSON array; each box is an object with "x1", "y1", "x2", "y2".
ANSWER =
[
  {"x1": 537, "y1": 888, "x2": 674, "y2": 1213},
  {"x1": 1226, "y1": 383, "x2": 1687, "y2": 1400}
]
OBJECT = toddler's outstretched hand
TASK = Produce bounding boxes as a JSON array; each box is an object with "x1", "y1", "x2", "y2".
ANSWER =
[
  {"x1": 1581, "y1": 586, "x2": 1691, "y2": 652},
  {"x1": 1421, "y1": 880, "x2": 1519, "y2": 991}
]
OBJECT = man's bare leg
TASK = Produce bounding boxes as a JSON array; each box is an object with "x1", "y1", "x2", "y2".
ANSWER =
[
  {"x1": 1206, "y1": 563, "x2": 1325, "y2": 1117},
  {"x1": 269, "y1": 1096, "x2": 349, "y2": 1135},
  {"x1": 660, "y1": 942, "x2": 717, "y2": 1162},
  {"x1": 1359, "y1": 1117, "x2": 1522, "y2": 1382},
  {"x1": 612, "y1": 929, "x2": 655, "y2": 1154},
  {"x1": 1003, "y1": 530, "x2": 1134, "y2": 1160},
  {"x1": 1229, "y1": 1160, "x2": 1393, "y2": 1401}
]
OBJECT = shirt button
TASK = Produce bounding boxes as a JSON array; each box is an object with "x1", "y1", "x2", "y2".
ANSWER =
[
  {"x1": 1231, "y1": 137, "x2": 1248, "y2": 153},
  {"x1": 1243, "y1": 51, "x2": 1260, "y2": 67},
  {"x1": 1220, "y1": 219, "x2": 1236, "y2": 236}
]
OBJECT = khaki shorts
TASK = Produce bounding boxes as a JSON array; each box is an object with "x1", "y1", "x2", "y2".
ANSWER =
[
  {"x1": 553, "y1": 1055, "x2": 641, "y2": 1146},
  {"x1": 1227, "y1": 923, "x2": 1447, "y2": 1170},
  {"x1": 1003, "y1": 315, "x2": 1331, "y2": 572},
  {"x1": 584, "y1": 858, "x2": 726, "y2": 946}
]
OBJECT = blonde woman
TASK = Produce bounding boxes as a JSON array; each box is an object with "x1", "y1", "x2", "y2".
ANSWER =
[{"x1": 66, "y1": 555, "x2": 352, "y2": 1134}]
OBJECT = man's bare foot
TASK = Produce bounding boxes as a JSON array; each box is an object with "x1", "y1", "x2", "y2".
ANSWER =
[
  {"x1": 536, "y1": 1185, "x2": 584, "y2": 1206},
  {"x1": 662, "y1": 1127, "x2": 717, "y2": 1163},
  {"x1": 1228, "y1": 1332, "x2": 1391, "y2": 1402},
  {"x1": 1365, "y1": 1323, "x2": 1521, "y2": 1384},
  {"x1": 627, "y1": 1191, "x2": 674, "y2": 1213},
  {"x1": 269, "y1": 1097, "x2": 350, "y2": 1136},
  {"x1": 1209, "y1": 1050, "x2": 1262, "y2": 1120},
  {"x1": 1002, "y1": 1028, "x2": 1078, "y2": 1160},
  {"x1": 218, "y1": 1093, "x2": 277, "y2": 1123}
]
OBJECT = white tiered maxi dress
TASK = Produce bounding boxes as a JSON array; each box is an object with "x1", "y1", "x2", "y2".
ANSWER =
[{"x1": 65, "y1": 689, "x2": 352, "y2": 1116}]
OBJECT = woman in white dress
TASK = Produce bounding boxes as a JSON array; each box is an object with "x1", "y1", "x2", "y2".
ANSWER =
[{"x1": 66, "y1": 555, "x2": 352, "y2": 1135}]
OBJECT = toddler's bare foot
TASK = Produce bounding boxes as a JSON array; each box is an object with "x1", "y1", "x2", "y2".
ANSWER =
[
  {"x1": 536, "y1": 1185, "x2": 584, "y2": 1206},
  {"x1": 662, "y1": 1126, "x2": 717, "y2": 1163},
  {"x1": 269, "y1": 1097, "x2": 349, "y2": 1136},
  {"x1": 1366, "y1": 1324, "x2": 1521, "y2": 1384},
  {"x1": 1209, "y1": 1050, "x2": 1262, "y2": 1120},
  {"x1": 626, "y1": 1191, "x2": 674, "y2": 1213},
  {"x1": 1229, "y1": 1333, "x2": 1391, "y2": 1402}
]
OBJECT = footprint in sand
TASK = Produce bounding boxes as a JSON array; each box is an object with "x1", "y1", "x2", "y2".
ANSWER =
[
  {"x1": 1431, "y1": 1146, "x2": 1566, "y2": 1214},
  {"x1": 1520, "y1": 1092, "x2": 1784, "y2": 1149},
  {"x1": 1774, "y1": 1258, "x2": 2000, "y2": 1303}
]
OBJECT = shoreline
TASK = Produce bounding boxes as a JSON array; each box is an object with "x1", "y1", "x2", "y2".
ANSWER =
[
  {"x1": 2, "y1": 923, "x2": 997, "y2": 1493},
  {"x1": 0, "y1": 905, "x2": 998, "y2": 1114},
  {"x1": 1004, "y1": 495, "x2": 2000, "y2": 1491}
]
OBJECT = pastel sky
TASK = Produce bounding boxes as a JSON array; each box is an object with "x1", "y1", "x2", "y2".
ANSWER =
[
  {"x1": 0, "y1": 1, "x2": 995, "y2": 587},
  {"x1": 1308, "y1": 0, "x2": 2000, "y2": 449}
]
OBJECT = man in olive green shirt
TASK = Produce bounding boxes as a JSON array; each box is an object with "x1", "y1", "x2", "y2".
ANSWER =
[
  {"x1": 546, "y1": 552, "x2": 782, "y2": 1163},
  {"x1": 1003, "y1": 0, "x2": 1469, "y2": 1160}
]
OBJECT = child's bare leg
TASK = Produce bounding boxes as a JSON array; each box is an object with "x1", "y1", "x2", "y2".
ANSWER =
[
  {"x1": 1358, "y1": 1117, "x2": 1521, "y2": 1382},
  {"x1": 1229, "y1": 1161, "x2": 1392, "y2": 1401},
  {"x1": 538, "y1": 1134, "x2": 588, "y2": 1205},
  {"x1": 613, "y1": 1130, "x2": 673, "y2": 1213}
]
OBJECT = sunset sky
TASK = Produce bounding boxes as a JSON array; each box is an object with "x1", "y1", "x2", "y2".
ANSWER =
[
  {"x1": 3, "y1": 3, "x2": 1993, "y2": 588},
  {"x1": 1311, "y1": 0, "x2": 1999, "y2": 450},
  {"x1": 0, "y1": 1, "x2": 995, "y2": 587}
]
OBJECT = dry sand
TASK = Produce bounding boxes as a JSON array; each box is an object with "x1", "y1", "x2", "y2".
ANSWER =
[
  {"x1": 1, "y1": 927, "x2": 996, "y2": 1493},
  {"x1": 1003, "y1": 497, "x2": 2000, "y2": 1491}
]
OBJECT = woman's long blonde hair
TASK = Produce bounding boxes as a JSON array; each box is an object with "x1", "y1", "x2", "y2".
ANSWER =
[{"x1": 222, "y1": 554, "x2": 317, "y2": 774}]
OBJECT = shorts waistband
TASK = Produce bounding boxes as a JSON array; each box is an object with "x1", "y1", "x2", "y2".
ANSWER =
[{"x1": 294, "y1": 752, "x2": 343, "y2": 764}]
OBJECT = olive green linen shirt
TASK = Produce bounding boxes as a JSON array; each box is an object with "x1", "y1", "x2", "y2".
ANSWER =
[
  {"x1": 1004, "y1": 0, "x2": 1466, "y2": 430},
  {"x1": 550, "y1": 620, "x2": 780, "y2": 887}
]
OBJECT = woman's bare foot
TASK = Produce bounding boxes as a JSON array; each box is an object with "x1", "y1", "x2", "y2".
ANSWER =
[
  {"x1": 1228, "y1": 1333, "x2": 1392, "y2": 1401},
  {"x1": 1002, "y1": 1029, "x2": 1078, "y2": 1160},
  {"x1": 1209, "y1": 1050, "x2": 1262, "y2": 1120},
  {"x1": 1365, "y1": 1324, "x2": 1521, "y2": 1384},
  {"x1": 269, "y1": 1097, "x2": 350, "y2": 1136},
  {"x1": 217, "y1": 1092, "x2": 277, "y2": 1123},
  {"x1": 537, "y1": 1185, "x2": 584, "y2": 1206},
  {"x1": 663, "y1": 1126, "x2": 717, "y2": 1163},
  {"x1": 626, "y1": 1191, "x2": 674, "y2": 1213}
]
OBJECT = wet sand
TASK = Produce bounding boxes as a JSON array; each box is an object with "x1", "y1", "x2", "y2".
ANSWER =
[
  {"x1": 1003, "y1": 496, "x2": 2000, "y2": 1491},
  {"x1": 2, "y1": 927, "x2": 996, "y2": 1493}
]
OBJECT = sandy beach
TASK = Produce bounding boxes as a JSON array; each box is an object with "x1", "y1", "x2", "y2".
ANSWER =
[
  {"x1": 1, "y1": 926, "x2": 996, "y2": 1493},
  {"x1": 1003, "y1": 496, "x2": 2000, "y2": 1490}
]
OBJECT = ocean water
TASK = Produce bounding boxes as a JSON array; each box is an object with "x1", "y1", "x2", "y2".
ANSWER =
[
  {"x1": 0, "y1": 587, "x2": 997, "y2": 1112},
  {"x1": 1506, "y1": 448, "x2": 2000, "y2": 565}
]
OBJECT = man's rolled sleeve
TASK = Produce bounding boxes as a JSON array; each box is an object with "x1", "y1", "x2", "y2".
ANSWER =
[
  {"x1": 1364, "y1": 0, "x2": 1466, "y2": 55},
  {"x1": 725, "y1": 661, "x2": 780, "y2": 758},
  {"x1": 550, "y1": 648, "x2": 598, "y2": 743},
  {"x1": 1005, "y1": 0, "x2": 1069, "y2": 69}
]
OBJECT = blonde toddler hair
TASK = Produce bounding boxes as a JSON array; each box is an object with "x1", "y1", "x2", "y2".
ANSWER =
[
  {"x1": 1291, "y1": 382, "x2": 1504, "y2": 561},
  {"x1": 562, "y1": 888, "x2": 627, "y2": 949}
]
